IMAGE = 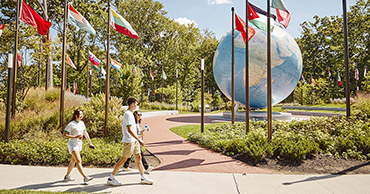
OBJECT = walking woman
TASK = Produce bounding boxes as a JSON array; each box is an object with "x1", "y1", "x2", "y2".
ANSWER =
[{"x1": 63, "y1": 109, "x2": 94, "y2": 183}]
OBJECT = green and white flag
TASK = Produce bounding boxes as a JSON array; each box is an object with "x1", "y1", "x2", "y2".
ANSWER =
[
  {"x1": 161, "y1": 70, "x2": 167, "y2": 80},
  {"x1": 68, "y1": 3, "x2": 96, "y2": 35}
]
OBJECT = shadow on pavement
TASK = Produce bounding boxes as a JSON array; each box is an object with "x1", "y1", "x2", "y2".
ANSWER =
[
  {"x1": 146, "y1": 140, "x2": 184, "y2": 147},
  {"x1": 283, "y1": 161, "x2": 370, "y2": 185},
  {"x1": 151, "y1": 150, "x2": 198, "y2": 156},
  {"x1": 12, "y1": 180, "x2": 110, "y2": 193},
  {"x1": 283, "y1": 175, "x2": 340, "y2": 185},
  {"x1": 155, "y1": 158, "x2": 236, "y2": 171}
]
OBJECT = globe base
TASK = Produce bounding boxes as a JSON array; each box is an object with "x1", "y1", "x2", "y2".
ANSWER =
[{"x1": 222, "y1": 111, "x2": 292, "y2": 121}]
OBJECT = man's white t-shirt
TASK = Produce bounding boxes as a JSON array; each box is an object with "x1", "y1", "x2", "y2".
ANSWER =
[{"x1": 122, "y1": 110, "x2": 138, "y2": 143}]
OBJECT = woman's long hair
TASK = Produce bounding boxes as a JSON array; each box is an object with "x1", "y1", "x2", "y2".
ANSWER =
[
  {"x1": 133, "y1": 110, "x2": 141, "y2": 124},
  {"x1": 70, "y1": 109, "x2": 82, "y2": 122}
]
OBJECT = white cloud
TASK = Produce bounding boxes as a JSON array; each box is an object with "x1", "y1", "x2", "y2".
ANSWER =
[
  {"x1": 207, "y1": 0, "x2": 232, "y2": 5},
  {"x1": 174, "y1": 17, "x2": 198, "y2": 28}
]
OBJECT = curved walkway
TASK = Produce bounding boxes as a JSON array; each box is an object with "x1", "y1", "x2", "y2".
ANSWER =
[{"x1": 143, "y1": 113, "x2": 273, "y2": 174}]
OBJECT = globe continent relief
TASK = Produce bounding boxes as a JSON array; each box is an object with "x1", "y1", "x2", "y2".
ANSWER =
[{"x1": 213, "y1": 26, "x2": 303, "y2": 108}]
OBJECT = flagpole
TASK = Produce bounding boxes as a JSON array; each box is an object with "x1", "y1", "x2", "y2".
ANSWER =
[
  {"x1": 231, "y1": 7, "x2": 235, "y2": 124},
  {"x1": 59, "y1": 0, "x2": 68, "y2": 128},
  {"x1": 86, "y1": 58, "x2": 89, "y2": 98},
  {"x1": 328, "y1": 68, "x2": 331, "y2": 103},
  {"x1": 366, "y1": 66, "x2": 368, "y2": 91},
  {"x1": 132, "y1": 64, "x2": 134, "y2": 96},
  {"x1": 337, "y1": 71, "x2": 339, "y2": 98},
  {"x1": 176, "y1": 68, "x2": 178, "y2": 110},
  {"x1": 105, "y1": 1, "x2": 111, "y2": 137},
  {"x1": 201, "y1": 58, "x2": 204, "y2": 133},
  {"x1": 5, "y1": 52, "x2": 14, "y2": 142},
  {"x1": 161, "y1": 65, "x2": 164, "y2": 103},
  {"x1": 116, "y1": 70, "x2": 118, "y2": 96},
  {"x1": 342, "y1": 0, "x2": 350, "y2": 117},
  {"x1": 89, "y1": 69, "x2": 92, "y2": 96},
  {"x1": 245, "y1": 1, "x2": 249, "y2": 133},
  {"x1": 11, "y1": 0, "x2": 21, "y2": 119},
  {"x1": 141, "y1": 81, "x2": 143, "y2": 105},
  {"x1": 267, "y1": 0, "x2": 272, "y2": 141}
]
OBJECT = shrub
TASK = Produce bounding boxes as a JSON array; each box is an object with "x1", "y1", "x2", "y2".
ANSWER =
[
  {"x1": 0, "y1": 138, "x2": 122, "y2": 166},
  {"x1": 187, "y1": 114, "x2": 370, "y2": 162}
]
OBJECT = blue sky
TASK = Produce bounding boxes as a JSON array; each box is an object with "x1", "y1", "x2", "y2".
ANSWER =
[{"x1": 157, "y1": 0, "x2": 358, "y2": 39}]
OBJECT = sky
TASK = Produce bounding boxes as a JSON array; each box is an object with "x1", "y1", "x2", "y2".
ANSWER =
[{"x1": 156, "y1": 0, "x2": 358, "y2": 40}]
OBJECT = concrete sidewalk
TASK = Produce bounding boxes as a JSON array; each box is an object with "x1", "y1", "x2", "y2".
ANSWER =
[{"x1": 1, "y1": 164, "x2": 370, "y2": 194}]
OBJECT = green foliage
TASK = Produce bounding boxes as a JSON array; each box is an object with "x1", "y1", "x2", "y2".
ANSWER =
[
  {"x1": 80, "y1": 93, "x2": 124, "y2": 140},
  {"x1": 0, "y1": 138, "x2": 122, "y2": 166},
  {"x1": 185, "y1": 114, "x2": 370, "y2": 162},
  {"x1": 352, "y1": 92, "x2": 370, "y2": 117},
  {"x1": 142, "y1": 102, "x2": 191, "y2": 112},
  {"x1": 45, "y1": 88, "x2": 61, "y2": 102}
]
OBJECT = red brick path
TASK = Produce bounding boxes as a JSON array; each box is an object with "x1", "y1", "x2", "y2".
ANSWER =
[{"x1": 143, "y1": 113, "x2": 274, "y2": 174}]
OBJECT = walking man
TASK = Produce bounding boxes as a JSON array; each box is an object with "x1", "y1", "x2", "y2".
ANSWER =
[{"x1": 107, "y1": 96, "x2": 154, "y2": 186}]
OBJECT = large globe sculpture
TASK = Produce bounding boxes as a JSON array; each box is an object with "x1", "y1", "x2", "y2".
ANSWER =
[{"x1": 213, "y1": 26, "x2": 303, "y2": 108}]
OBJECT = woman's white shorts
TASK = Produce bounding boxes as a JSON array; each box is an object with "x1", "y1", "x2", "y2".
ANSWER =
[{"x1": 68, "y1": 140, "x2": 82, "y2": 154}]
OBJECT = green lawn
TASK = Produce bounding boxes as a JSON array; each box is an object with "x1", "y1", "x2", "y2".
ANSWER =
[{"x1": 170, "y1": 122, "x2": 226, "y2": 139}]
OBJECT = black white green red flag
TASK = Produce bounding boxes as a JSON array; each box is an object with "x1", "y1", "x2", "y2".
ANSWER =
[{"x1": 248, "y1": 3, "x2": 276, "y2": 32}]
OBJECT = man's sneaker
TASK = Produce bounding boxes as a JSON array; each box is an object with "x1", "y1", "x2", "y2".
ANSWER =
[
  {"x1": 83, "y1": 176, "x2": 93, "y2": 183},
  {"x1": 122, "y1": 167, "x2": 132, "y2": 171},
  {"x1": 63, "y1": 176, "x2": 75, "y2": 182},
  {"x1": 107, "y1": 178, "x2": 122, "y2": 186},
  {"x1": 140, "y1": 177, "x2": 154, "y2": 185},
  {"x1": 144, "y1": 166, "x2": 154, "y2": 174}
]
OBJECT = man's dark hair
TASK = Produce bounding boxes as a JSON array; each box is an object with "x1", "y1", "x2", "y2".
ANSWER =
[{"x1": 127, "y1": 96, "x2": 139, "y2": 106}]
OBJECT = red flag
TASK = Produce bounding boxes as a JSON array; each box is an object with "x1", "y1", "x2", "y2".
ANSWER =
[
  {"x1": 20, "y1": 0, "x2": 51, "y2": 35},
  {"x1": 235, "y1": 13, "x2": 255, "y2": 43},
  {"x1": 247, "y1": 3, "x2": 260, "y2": 20},
  {"x1": 0, "y1": 24, "x2": 4, "y2": 37},
  {"x1": 150, "y1": 70, "x2": 154, "y2": 81},
  {"x1": 276, "y1": 9, "x2": 290, "y2": 28},
  {"x1": 17, "y1": 51, "x2": 22, "y2": 67},
  {"x1": 311, "y1": 76, "x2": 316, "y2": 86},
  {"x1": 355, "y1": 67, "x2": 359, "y2": 80},
  {"x1": 338, "y1": 72, "x2": 342, "y2": 86}
]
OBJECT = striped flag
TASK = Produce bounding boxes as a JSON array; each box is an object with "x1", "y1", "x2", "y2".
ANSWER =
[
  {"x1": 311, "y1": 76, "x2": 316, "y2": 86},
  {"x1": 110, "y1": 59, "x2": 122, "y2": 70},
  {"x1": 150, "y1": 70, "x2": 154, "y2": 81},
  {"x1": 338, "y1": 72, "x2": 342, "y2": 86},
  {"x1": 66, "y1": 54, "x2": 76, "y2": 69},
  {"x1": 0, "y1": 24, "x2": 4, "y2": 38},
  {"x1": 110, "y1": 8, "x2": 138, "y2": 39},
  {"x1": 271, "y1": 0, "x2": 291, "y2": 28},
  {"x1": 248, "y1": 3, "x2": 276, "y2": 32},
  {"x1": 133, "y1": 65, "x2": 137, "y2": 75},
  {"x1": 355, "y1": 67, "x2": 359, "y2": 80},
  {"x1": 301, "y1": 74, "x2": 306, "y2": 85},
  {"x1": 328, "y1": 67, "x2": 332, "y2": 81},
  {"x1": 68, "y1": 3, "x2": 96, "y2": 35},
  {"x1": 88, "y1": 51, "x2": 100, "y2": 71}
]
